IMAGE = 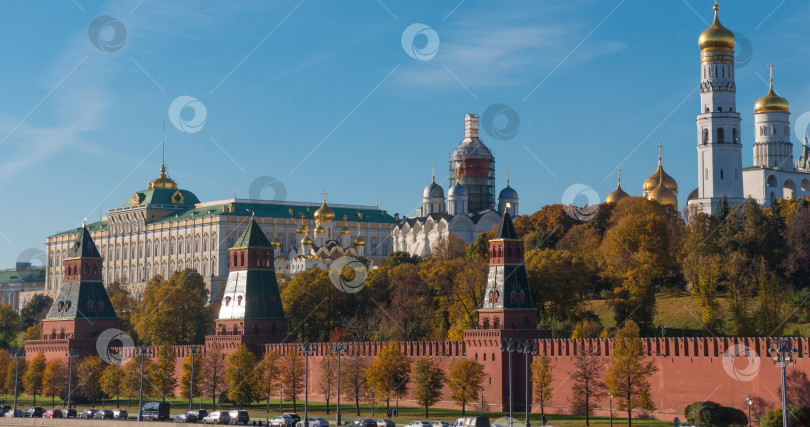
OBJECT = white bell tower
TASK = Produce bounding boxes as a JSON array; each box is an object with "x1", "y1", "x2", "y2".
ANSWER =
[{"x1": 689, "y1": 1, "x2": 745, "y2": 214}]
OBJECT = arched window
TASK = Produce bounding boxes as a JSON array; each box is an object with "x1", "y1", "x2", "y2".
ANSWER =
[
  {"x1": 703, "y1": 128, "x2": 709, "y2": 145},
  {"x1": 717, "y1": 106, "x2": 722, "y2": 112},
  {"x1": 483, "y1": 318, "x2": 490, "y2": 329},
  {"x1": 717, "y1": 128, "x2": 725, "y2": 143},
  {"x1": 704, "y1": 168, "x2": 709, "y2": 180},
  {"x1": 720, "y1": 169, "x2": 724, "y2": 179},
  {"x1": 760, "y1": 127, "x2": 764, "y2": 136},
  {"x1": 493, "y1": 317, "x2": 500, "y2": 329},
  {"x1": 732, "y1": 128, "x2": 738, "y2": 143}
]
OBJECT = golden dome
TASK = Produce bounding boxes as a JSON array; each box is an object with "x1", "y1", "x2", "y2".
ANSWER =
[
  {"x1": 643, "y1": 147, "x2": 678, "y2": 193},
  {"x1": 687, "y1": 188, "x2": 699, "y2": 202},
  {"x1": 647, "y1": 174, "x2": 678, "y2": 208},
  {"x1": 314, "y1": 197, "x2": 335, "y2": 222},
  {"x1": 698, "y1": 2, "x2": 735, "y2": 51},
  {"x1": 270, "y1": 237, "x2": 282, "y2": 249},
  {"x1": 296, "y1": 224, "x2": 306, "y2": 234},
  {"x1": 340, "y1": 226, "x2": 351, "y2": 235},
  {"x1": 314, "y1": 224, "x2": 325, "y2": 234},
  {"x1": 353, "y1": 234, "x2": 365, "y2": 246},
  {"x1": 605, "y1": 172, "x2": 630, "y2": 204},
  {"x1": 754, "y1": 70, "x2": 789, "y2": 113},
  {"x1": 301, "y1": 235, "x2": 313, "y2": 246},
  {"x1": 147, "y1": 165, "x2": 178, "y2": 190}
]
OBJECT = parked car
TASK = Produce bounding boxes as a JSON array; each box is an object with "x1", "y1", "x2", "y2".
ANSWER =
[
  {"x1": 271, "y1": 414, "x2": 295, "y2": 427},
  {"x1": 377, "y1": 420, "x2": 395, "y2": 427},
  {"x1": 203, "y1": 411, "x2": 231, "y2": 424},
  {"x1": 351, "y1": 418, "x2": 378, "y2": 427},
  {"x1": 43, "y1": 409, "x2": 63, "y2": 418},
  {"x1": 63, "y1": 408, "x2": 77, "y2": 418},
  {"x1": 188, "y1": 409, "x2": 209, "y2": 420},
  {"x1": 4, "y1": 409, "x2": 23, "y2": 417},
  {"x1": 113, "y1": 408, "x2": 129, "y2": 419},
  {"x1": 24, "y1": 406, "x2": 44, "y2": 417},
  {"x1": 432, "y1": 421, "x2": 451, "y2": 427},
  {"x1": 297, "y1": 417, "x2": 329, "y2": 427},
  {"x1": 94, "y1": 409, "x2": 114, "y2": 419},
  {"x1": 174, "y1": 412, "x2": 198, "y2": 423},
  {"x1": 408, "y1": 422, "x2": 432, "y2": 427},
  {"x1": 454, "y1": 417, "x2": 490, "y2": 427},
  {"x1": 229, "y1": 410, "x2": 250, "y2": 425},
  {"x1": 80, "y1": 409, "x2": 97, "y2": 419},
  {"x1": 142, "y1": 401, "x2": 171, "y2": 421},
  {"x1": 285, "y1": 413, "x2": 302, "y2": 424}
]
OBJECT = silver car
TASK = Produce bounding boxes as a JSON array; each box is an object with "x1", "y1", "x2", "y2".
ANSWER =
[
  {"x1": 113, "y1": 409, "x2": 128, "y2": 419},
  {"x1": 297, "y1": 417, "x2": 330, "y2": 427},
  {"x1": 202, "y1": 411, "x2": 231, "y2": 424},
  {"x1": 271, "y1": 415, "x2": 295, "y2": 427}
]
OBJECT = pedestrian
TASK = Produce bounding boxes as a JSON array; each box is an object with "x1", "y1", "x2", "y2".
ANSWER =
[{"x1": 541, "y1": 415, "x2": 546, "y2": 426}]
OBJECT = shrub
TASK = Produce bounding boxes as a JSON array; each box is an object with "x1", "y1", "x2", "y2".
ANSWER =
[
  {"x1": 684, "y1": 401, "x2": 747, "y2": 427},
  {"x1": 760, "y1": 405, "x2": 810, "y2": 427}
]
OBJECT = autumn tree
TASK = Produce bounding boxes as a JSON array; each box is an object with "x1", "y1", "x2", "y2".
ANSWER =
[
  {"x1": 5, "y1": 356, "x2": 25, "y2": 401},
  {"x1": 532, "y1": 354, "x2": 554, "y2": 422},
  {"x1": 107, "y1": 281, "x2": 138, "y2": 342},
  {"x1": 201, "y1": 348, "x2": 227, "y2": 410},
  {"x1": 41, "y1": 359, "x2": 66, "y2": 407},
  {"x1": 147, "y1": 345, "x2": 177, "y2": 402},
  {"x1": 258, "y1": 350, "x2": 282, "y2": 414},
  {"x1": 226, "y1": 345, "x2": 261, "y2": 408},
  {"x1": 0, "y1": 302, "x2": 23, "y2": 349},
  {"x1": 366, "y1": 343, "x2": 411, "y2": 413},
  {"x1": 0, "y1": 349, "x2": 9, "y2": 397},
  {"x1": 281, "y1": 348, "x2": 306, "y2": 412},
  {"x1": 605, "y1": 321, "x2": 658, "y2": 426},
  {"x1": 526, "y1": 248, "x2": 590, "y2": 323},
  {"x1": 447, "y1": 359, "x2": 485, "y2": 416},
  {"x1": 24, "y1": 324, "x2": 42, "y2": 340},
  {"x1": 448, "y1": 258, "x2": 489, "y2": 340},
  {"x1": 76, "y1": 356, "x2": 104, "y2": 407},
  {"x1": 131, "y1": 270, "x2": 210, "y2": 345},
  {"x1": 122, "y1": 354, "x2": 152, "y2": 406},
  {"x1": 100, "y1": 364, "x2": 125, "y2": 407},
  {"x1": 20, "y1": 294, "x2": 53, "y2": 327},
  {"x1": 320, "y1": 350, "x2": 338, "y2": 414},
  {"x1": 570, "y1": 349, "x2": 606, "y2": 426},
  {"x1": 180, "y1": 351, "x2": 203, "y2": 401},
  {"x1": 22, "y1": 352, "x2": 46, "y2": 405},
  {"x1": 412, "y1": 358, "x2": 445, "y2": 417},
  {"x1": 341, "y1": 350, "x2": 370, "y2": 416},
  {"x1": 432, "y1": 234, "x2": 468, "y2": 260}
]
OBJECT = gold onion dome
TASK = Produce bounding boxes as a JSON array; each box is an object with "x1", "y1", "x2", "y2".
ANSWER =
[
  {"x1": 755, "y1": 71, "x2": 790, "y2": 113},
  {"x1": 605, "y1": 170, "x2": 630, "y2": 203},
  {"x1": 295, "y1": 224, "x2": 306, "y2": 234},
  {"x1": 698, "y1": 2, "x2": 735, "y2": 51},
  {"x1": 301, "y1": 235, "x2": 313, "y2": 246},
  {"x1": 314, "y1": 197, "x2": 335, "y2": 222},
  {"x1": 647, "y1": 174, "x2": 678, "y2": 208},
  {"x1": 353, "y1": 233, "x2": 365, "y2": 247},
  {"x1": 340, "y1": 225, "x2": 351, "y2": 235},
  {"x1": 314, "y1": 224, "x2": 325, "y2": 234},
  {"x1": 643, "y1": 155, "x2": 678, "y2": 193},
  {"x1": 147, "y1": 165, "x2": 178, "y2": 190},
  {"x1": 270, "y1": 237, "x2": 282, "y2": 249}
]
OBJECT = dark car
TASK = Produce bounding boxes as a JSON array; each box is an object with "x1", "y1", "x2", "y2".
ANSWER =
[
  {"x1": 4, "y1": 409, "x2": 23, "y2": 418},
  {"x1": 80, "y1": 409, "x2": 97, "y2": 419},
  {"x1": 189, "y1": 409, "x2": 209, "y2": 420},
  {"x1": 229, "y1": 410, "x2": 250, "y2": 425},
  {"x1": 142, "y1": 401, "x2": 171, "y2": 421},
  {"x1": 64, "y1": 408, "x2": 77, "y2": 418},
  {"x1": 352, "y1": 419, "x2": 378, "y2": 427},
  {"x1": 285, "y1": 413, "x2": 301, "y2": 424},
  {"x1": 94, "y1": 409, "x2": 114, "y2": 419},
  {"x1": 24, "y1": 407, "x2": 44, "y2": 417},
  {"x1": 377, "y1": 419, "x2": 396, "y2": 427},
  {"x1": 174, "y1": 412, "x2": 198, "y2": 423},
  {"x1": 43, "y1": 409, "x2": 63, "y2": 418}
]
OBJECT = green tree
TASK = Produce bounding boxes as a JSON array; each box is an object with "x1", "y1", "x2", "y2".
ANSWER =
[
  {"x1": 225, "y1": 345, "x2": 261, "y2": 408},
  {"x1": 179, "y1": 351, "x2": 203, "y2": 401},
  {"x1": 531, "y1": 354, "x2": 554, "y2": 422},
  {"x1": 0, "y1": 349, "x2": 11, "y2": 398},
  {"x1": 201, "y1": 348, "x2": 227, "y2": 410},
  {"x1": 280, "y1": 348, "x2": 306, "y2": 412},
  {"x1": 412, "y1": 358, "x2": 445, "y2": 417},
  {"x1": 100, "y1": 364, "x2": 124, "y2": 407},
  {"x1": 20, "y1": 295, "x2": 53, "y2": 328},
  {"x1": 76, "y1": 356, "x2": 104, "y2": 407},
  {"x1": 605, "y1": 321, "x2": 658, "y2": 426},
  {"x1": 22, "y1": 352, "x2": 46, "y2": 405},
  {"x1": 148, "y1": 345, "x2": 177, "y2": 402},
  {"x1": 24, "y1": 324, "x2": 42, "y2": 340},
  {"x1": 0, "y1": 302, "x2": 23, "y2": 349},
  {"x1": 131, "y1": 270, "x2": 210, "y2": 345},
  {"x1": 447, "y1": 359, "x2": 485, "y2": 416},
  {"x1": 107, "y1": 281, "x2": 138, "y2": 342},
  {"x1": 366, "y1": 343, "x2": 411, "y2": 413},
  {"x1": 41, "y1": 359, "x2": 66, "y2": 407},
  {"x1": 123, "y1": 354, "x2": 152, "y2": 406},
  {"x1": 570, "y1": 349, "x2": 606, "y2": 426},
  {"x1": 319, "y1": 350, "x2": 338, "y2": 414},
  {"x1": 5, "y1": 356, "x2": 25, "y2": 402},
  {"x1": 685, "y1": 401, "x2": 750, "y2": 427},
  {"x1": 258, "y1": 350, "x2": 282, "y2": 415}
]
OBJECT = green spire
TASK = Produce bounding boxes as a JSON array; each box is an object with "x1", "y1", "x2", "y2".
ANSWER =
[{"x1": 232, "y1": 216, "x2": 273, "y2": 249}]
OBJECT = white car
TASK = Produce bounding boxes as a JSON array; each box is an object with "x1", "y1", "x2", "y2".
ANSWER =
[
  {"x1": 271, "y1": 415, "x2": 295, "y2": 427},
  {"x1": 202, "y1": 411, "x2": 231, "y2": 424},
  {"x1": 112, "y1": 409, "x2": 128, "y2": 419},
  {"x1": 297, "y1": 417, "x2": 329, "y2": 427}
]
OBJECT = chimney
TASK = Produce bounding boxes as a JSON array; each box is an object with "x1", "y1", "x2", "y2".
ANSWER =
[{"x1": 464, "y1": 113, "x2": 479, "y2": 139}]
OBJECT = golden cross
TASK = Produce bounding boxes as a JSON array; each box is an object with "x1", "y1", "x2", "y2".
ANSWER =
[
  {"x1": 617, "y1": 167, "x2": 622, "y2": 180},
  {"x1": 657, "y1": 141, "x2": 663, "y2": 158},
  {"x1": 768, "y1": 62, "x2": 774, "y2": 81},
  {"x1": 507, "y1": 168, "x2": 511, "y2": 185},
  {"x1": 431, "y1": 164, "x2": 436, "y2": 180},
  {"x1": 322, "y1": 189, "x2": 327, "y2": 201}
]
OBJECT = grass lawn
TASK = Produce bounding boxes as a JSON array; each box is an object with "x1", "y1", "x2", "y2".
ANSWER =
[{"x1": 2, "y1": 393, "x2": 671, "y2": 426}]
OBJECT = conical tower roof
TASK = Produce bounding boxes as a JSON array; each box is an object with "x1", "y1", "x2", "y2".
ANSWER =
[
  {"x1": 67, "y1": 220, "x2": 101, "y2": 259},
  {"x1": 232, "y1": 216, "x2": 272, "y2": 249},
  {"x1": 493, "y1": 207, "x2": 518, "y2": 240}
]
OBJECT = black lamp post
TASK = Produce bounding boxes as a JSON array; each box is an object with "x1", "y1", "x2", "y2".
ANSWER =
[
  {"x1": 769, "y1": 338, "x2": 798, "y2": 427},
  {"x1": 608, "y1": 393, "x2": 613, "y2": 427},
  {"x1": 189, "y1": 346, "x2": 201, "y2": 411},
  {"x1": 517, "y1": 340, "x2": 537, "y2": 427},
  {"x1": 280, "y1": 384, "x2": 284, "y2": 413},
  {"x1": 499, "y1": 338, "x2": 516, "y2": 427},
  {"x1": 136, "y1": 346, "x2": 151, "y2": 422},
  {"x1": 745, "y1": 395, "x2": 752, "y2": 427},
  {"x1": 65, "y1": 349, "x2": 78, "y2": 411},
  {"x1": 300, "y1": 343, "x2": 312, "y2": 427},
  {"x1": 333, "y1": 343, "x2": 346, "y2": 426},
  {"x1": 480, "y1": 386, "x2": 485, "y2": 416},
  {"x1": 11, "y1": 350, "x2": 25, "y2": 414}
]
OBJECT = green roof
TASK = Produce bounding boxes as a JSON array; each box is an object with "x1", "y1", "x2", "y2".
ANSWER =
[
  {"x1": 0, "y1": 268, "x2": 45, "y2": 283},
  {"x1": 233, "y1": 217, "x2": 273, "y2": 249},
  {"x1": 122, "y1": 188, "x2": 201, "y2": 207}
]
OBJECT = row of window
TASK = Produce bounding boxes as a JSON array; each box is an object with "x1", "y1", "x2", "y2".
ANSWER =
[{"x1": 702, "y1": 127, "x2": 739, "y2": 144}]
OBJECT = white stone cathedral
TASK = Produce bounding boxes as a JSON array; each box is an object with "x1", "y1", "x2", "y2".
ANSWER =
[{"x1": 687, "y1": 1, "x2": 810, "y2": 215}]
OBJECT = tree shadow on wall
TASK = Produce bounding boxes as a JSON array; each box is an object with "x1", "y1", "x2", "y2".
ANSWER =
[{"x1": 783, "y1": 370, "x2": 810, "y2": 406}]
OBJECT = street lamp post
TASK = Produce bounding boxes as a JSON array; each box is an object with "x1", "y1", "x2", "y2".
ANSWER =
[
  {"x1": 371, "y1": 388, "x2": 375, "y2": 416},
  {"x1": 608, "y1": 393, "x2": 613, "y2": 427},
  {"x1": 280, "y1": 384, "x2": 284, "y2": 413},
  {"x1": 499, "y1": 339, "x2": 516, "y2": 427},
  {"x1": 136, "y1": 347, "x2": 151, "y2": 422},
  {"x1": 65, "y1": 349, "x2": 78, "y2": 411},
  {"x1": 11, "y1": 350, "x2": 25, "y2": 415},
  {"x1": 769, "y1": 338, "x2": 798, "y2": 427},
  {"x1": 745, "y1": 396, "x2": 752, "y2": 427},
  {"x1": 517, "y1": 340, "x2": 537, "y2": 427},
  {"x1": 480, "y1": 386, "x2": 485, "y2": 416},
  {"x1": 189, "y1": 347, "x2": 201, "y2": 411},
  {"x1": 333, "y1": 344, "x2": 346, "y2": 426},
  {"x1": 300, "y1": 343, "x2": 312, "y2": 427}
]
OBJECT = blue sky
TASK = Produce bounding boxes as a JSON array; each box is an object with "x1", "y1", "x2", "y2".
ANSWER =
[{"x1": 1, "y1": 0, "x2": 810, "y2": 267}]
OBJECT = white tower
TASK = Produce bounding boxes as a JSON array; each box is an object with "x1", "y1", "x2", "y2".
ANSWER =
[
  {"x1": 753, "y1": 63, "x2": 792, "y2": 170},
  {"x1": 448, "y1": 183, "x2": 468, "y2": 215},
  {"x1": 689, "y1": 1, "x2": 745, "y2": 214},
  {"x1": 497, "y1": 171, "x2": 519, "y2": 216},
  {"x1": 422, "y1": 165, "x2": 446, "y2": 215}
]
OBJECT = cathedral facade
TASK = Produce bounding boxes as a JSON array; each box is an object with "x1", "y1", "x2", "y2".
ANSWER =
[{"x1": 393, "y1": 113, "x2": 519, "y2": 257}]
